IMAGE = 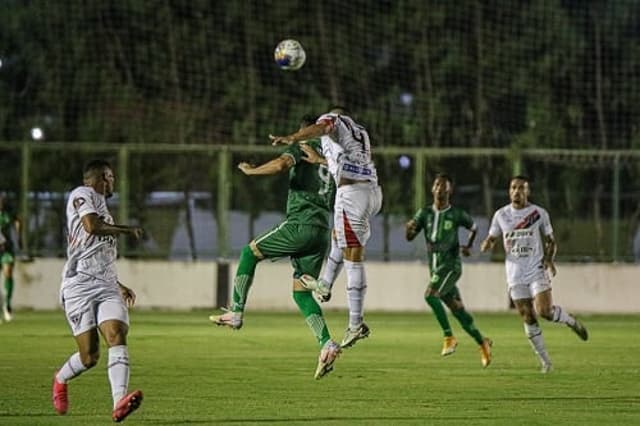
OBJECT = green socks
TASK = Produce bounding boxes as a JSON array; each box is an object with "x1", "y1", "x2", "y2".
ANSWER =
[
  {"x1": 452, "y1": 308, "x2": 484, "y2": 345},
  {"x1": 4, "y1": 277, "x2": 13, "y2": 311},
  {"x1": 293, "y1": 290, "x2": 330, "y2": 347},
  {"x1": 230, "y1": 246, "x2": 259, "y2": 312},
  {"x1": 426, "y1": 295, "x2": 452, "y2": 337}
]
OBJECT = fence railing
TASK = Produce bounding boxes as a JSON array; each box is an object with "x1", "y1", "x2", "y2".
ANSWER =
[{"x1": 1, "y1": 141, "x2": 638, "y2": 262}]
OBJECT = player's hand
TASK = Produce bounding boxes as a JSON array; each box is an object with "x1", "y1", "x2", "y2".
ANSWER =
[
  {"x1": 237, "y1": 162, "x2": 255, "y2": 175},
  {"x1": 128, "y1": 227, "x2": 144, "y2": 240},
  {"x1": 544, "y1": 259, "x2": 557, "y2": 277},
  {"x1": 460, "y1": 245, "x2": 472, "y2": 257},
  {"x1": 118, "y1": 282, "x2": 137, "y2": 308},
  {"x1": 269, "y1": 134, "x2": 294, "y2": 146},
  {"x1": 480, "y1": 238, "x2": 493, "y2": 252},
  {"x1": 405, "y1": 220, "x2": 418, "y2": 240},
  {"x1": 300, "y1": 144, "x2": 323, "y2": 164}
]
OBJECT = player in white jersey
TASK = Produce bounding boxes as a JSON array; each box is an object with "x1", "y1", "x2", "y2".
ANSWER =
[
  {"x1": 52, "y1": 160, "x2": 144, "y2": 422},
  {"x1": 481, "y1": 176, "x2": 588, "y2": 373},
  {"x1": 270, "y1": 107, "x2": 383, "y2": 349}
]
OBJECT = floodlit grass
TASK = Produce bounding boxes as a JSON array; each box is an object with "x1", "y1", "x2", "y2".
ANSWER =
[{"x1": 0, "y1": 310, "x2": 639, "y2": 425}]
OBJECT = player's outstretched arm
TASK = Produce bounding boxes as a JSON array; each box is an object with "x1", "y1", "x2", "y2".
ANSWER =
[
  {"x1": 238, "y1": 155, "x2": 294, "y2": 176},
  {"x1": 300, "y1": 144, "x2": 327, "y2": 165},
  {"x1": 269, "y1": 122, "x2": 329, "y2": 146}
]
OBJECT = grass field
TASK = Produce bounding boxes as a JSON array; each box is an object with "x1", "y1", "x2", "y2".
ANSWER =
[{"x1": 0, "y1": 310, "x2": 639, "y2": 425}]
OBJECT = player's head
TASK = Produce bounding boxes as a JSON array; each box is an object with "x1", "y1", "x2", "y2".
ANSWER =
[
  {"x1": 299, "y1": 114, "x2": 317, "y2": 129},
  {"x1": 328, "y1": 105, "x2": 350, "y2": 116},
  {"x1": 84, "y1": 159, "x2": 115, "y2": 198},
  {"x1": 509, "y1": 175, "x2": 530, "y2": 207},
  {"x1": 432, "y1": 173, "x2": 453, "y2": 204}
]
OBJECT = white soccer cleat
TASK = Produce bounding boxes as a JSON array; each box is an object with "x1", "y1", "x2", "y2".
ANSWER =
[
  {"x1": 541, "y1": 361, "x2": 553, "y2": 374},
  {"x1": 209, "y1": 308, "x2": 243, "y2": 330},
  {"x1": 299, "y1": 275, "x2": 332, "y2": 300},
  {"x1": 340, "y1": 322, "x2": 371, "y2": 349},
  {"x1": 2, "y1": 307, "x2": 12, "y2": 322},
  {"x1": 314, "y1": 340, "x2": 341, "y2": 379}
]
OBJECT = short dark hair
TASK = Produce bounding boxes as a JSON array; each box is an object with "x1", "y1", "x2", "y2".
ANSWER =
[
  {"x1": 434, "y1": 172, "x2": 453, "y2": 185},
  {"x1": 83, "y1": 159, "x2": 112, "y2": 180},
  {"x1": 510, "y1": 175, "x2": 530, "y2": 183},
  {"x1": 328, "y1": 105, "x2": 350, "y2": 115},
  {"x1": 299, "y1": 114, "x2": 317, "y2": 127}
]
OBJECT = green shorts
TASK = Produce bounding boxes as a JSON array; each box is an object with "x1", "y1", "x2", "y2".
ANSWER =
[
  {"x1": 428, "y1": 265, "x2": 461, "y2": 298},
  {"x1": 252, "y1": 221, "x2": 330, "y2": 279},
  {"x1": 1, "y1": 251, "x2": 14, "y2": 265}
]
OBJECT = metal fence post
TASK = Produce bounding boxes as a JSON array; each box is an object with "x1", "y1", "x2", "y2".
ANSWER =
[
  {"x1": 217, "y1": 148, "x2": 231, "y2": 258},
  {"x1": 414, "y1": 150, "x2": 425, "y2": 212},
  {"x1": 20, "y1": 142, "x2": 31, "y2": 254},
  {"x1": 611, "y1": 154, "x2": 620, "y2": 262},
  {"x1": 118, "y1": 146, "x2": 130, "y2": 256}
]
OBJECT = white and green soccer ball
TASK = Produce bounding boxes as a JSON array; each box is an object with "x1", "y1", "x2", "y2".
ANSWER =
[{"x1": 274, "y1": 39, "x2": 306, "y2": 71}]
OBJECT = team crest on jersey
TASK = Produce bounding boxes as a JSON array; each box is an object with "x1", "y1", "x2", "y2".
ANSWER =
[
  {"x1": 444, "y1": 220, "x2": 453, "y2": 230},
  {"x1": 430, "y1": 274, "x2": 440, "y2": 283},
  {"x1": 73, "y1": 197, "x2": 86, "y2": 209}
]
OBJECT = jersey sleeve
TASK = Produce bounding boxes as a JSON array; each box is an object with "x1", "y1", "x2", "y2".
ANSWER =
[
  {"x1": 459, "y1": 208, "x2": 476, "y2": 231},
  {"x1": 71, "y1": 187, "x2": 98, "y2": 219},
  {"x1": 488, "y1": 211, "x2": 502, "y2": 237},
  {"x1": 540, "y1": 208, "x2": 554, "y2": 236},
  {"x1": 412, "y1": 208, "x2": 425, "y2": 232},
  {"x1": 282, "y1": 144, "x2": 301, "y2": 165}
]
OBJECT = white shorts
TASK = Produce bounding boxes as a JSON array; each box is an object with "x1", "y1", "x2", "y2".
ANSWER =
[
  {"x1": 508, "y1": 279, "x2": 552, "y2": 301},
  {"x1": 60, "y1": 275, "x2": 129, "y2": 336},
  {"x1": 333, "y1": 182, "x2": 382, "y2": 248}
]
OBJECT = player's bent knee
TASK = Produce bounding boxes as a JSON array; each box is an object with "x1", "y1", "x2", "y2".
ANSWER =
[{"x1": 80, "y1": 351, "x2": 100, "y2": 368}]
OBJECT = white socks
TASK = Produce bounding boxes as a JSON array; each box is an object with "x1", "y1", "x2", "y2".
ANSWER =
[
  {"x1": 524, "y1": 322, "x2": 551, "y2": 366},
  {"x1": 57, "y1": 352, "x2": 89, "y2": 384},
  {"x1": 551, "y1": 305, "x2": 576, "y2": 326},
  {"x1": 344, "y1": 260, "x2": 366, "y2": 329},
  {"x1": 108, "y1": 345, "x2": 130, "y2": 407},
  {"x1": 320, "y1": 240, "x2": 344, "y2": 289}
]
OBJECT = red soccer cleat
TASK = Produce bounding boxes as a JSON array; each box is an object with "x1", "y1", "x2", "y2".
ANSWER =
[
  {"x1": 52, "y1": 371, "x2": 69, "y2": 415},
  {"x1": 112, "y1": 389, "x2": 143, "y2": 423}
]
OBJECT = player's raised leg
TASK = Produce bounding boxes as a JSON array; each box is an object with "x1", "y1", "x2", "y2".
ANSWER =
[
  {"x1": 209, "y1": 243, "x2": 261, "y2": 328},
  {"x1": 535, "y1": 290, "x2": 588, "y2": 341}
]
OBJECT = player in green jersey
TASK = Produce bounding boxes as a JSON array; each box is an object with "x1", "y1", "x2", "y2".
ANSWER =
[
  {"x1": 0, "y1": 195, "x2": 21, "y2": 322},
  {"x1": 209, "y1": 115, "x2": 341, "y2": 379},
  {"x1": 405, "y1": 173, "x2": 492, "y2": 368}
]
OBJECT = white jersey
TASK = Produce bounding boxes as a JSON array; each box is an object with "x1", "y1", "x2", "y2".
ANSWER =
[
  {"x1": 488, "y1": 203, "x2": 553, "y2": 285},
  {"x1": 61, "y1": 186, "x2": 118, "y2": 284},
  {"x1": 316, "y1": 113, "x2": 378, "y2": 185}
]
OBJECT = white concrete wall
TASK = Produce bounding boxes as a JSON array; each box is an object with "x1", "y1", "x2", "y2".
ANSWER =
[{"x1": 10, "y1": 259, "x2": 640, "y2": 313}]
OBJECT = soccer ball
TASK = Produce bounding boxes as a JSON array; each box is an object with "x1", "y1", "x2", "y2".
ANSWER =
[{"x1": 274, "y1": 39, "x2": 306, "y2": 71}]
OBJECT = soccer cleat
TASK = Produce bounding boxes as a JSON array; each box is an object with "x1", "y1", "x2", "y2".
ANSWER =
[
  {"x1": 479, "y1": 338, "x2": 493, "y2": 368},
  {"x1": 568, "y1": 317, "x2": 589, "y2": 341},
  {"x1": 314, "y1": 340, "x2": 342, "y2": 379},
  {"x1": 299, "y1": 275, "x2": 331, "y2": 300},
  {"x1": 112, "y1": 389, "x2": 143, "y2": 423},
  {"x1": 2, "y1": 307, "x2": 12, "y2": 322},
  {"x1": 540, "y1": 361, "x2": 553, "y2": 374},
  {"x1": 52, "y1": 371, "x2": 69, "y2": 415},
  {"x1": 441, "y1": 336, "x2": 458, "y2": 356},
  {"x1": 340, "y1": 322, "x2": 370, "y2": 349},
  {"x1": 209, "y1": 308, "x2": 243, "y2": 330}
]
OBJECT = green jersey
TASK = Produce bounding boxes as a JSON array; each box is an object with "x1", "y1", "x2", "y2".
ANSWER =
[
  {"x1": 0, "y1": 210, "x2": 17, "y2": 253},
  {"x1": 281, "y1": 139, "x2": 335, "y2": 228},
  {"x1": 412, "y1": 205, "x2": 474, "y2": 271}
]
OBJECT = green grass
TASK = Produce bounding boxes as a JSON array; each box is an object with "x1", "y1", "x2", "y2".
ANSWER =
[{"x1": 1, "y1": 311, "x2": 639, "y2": 425}]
